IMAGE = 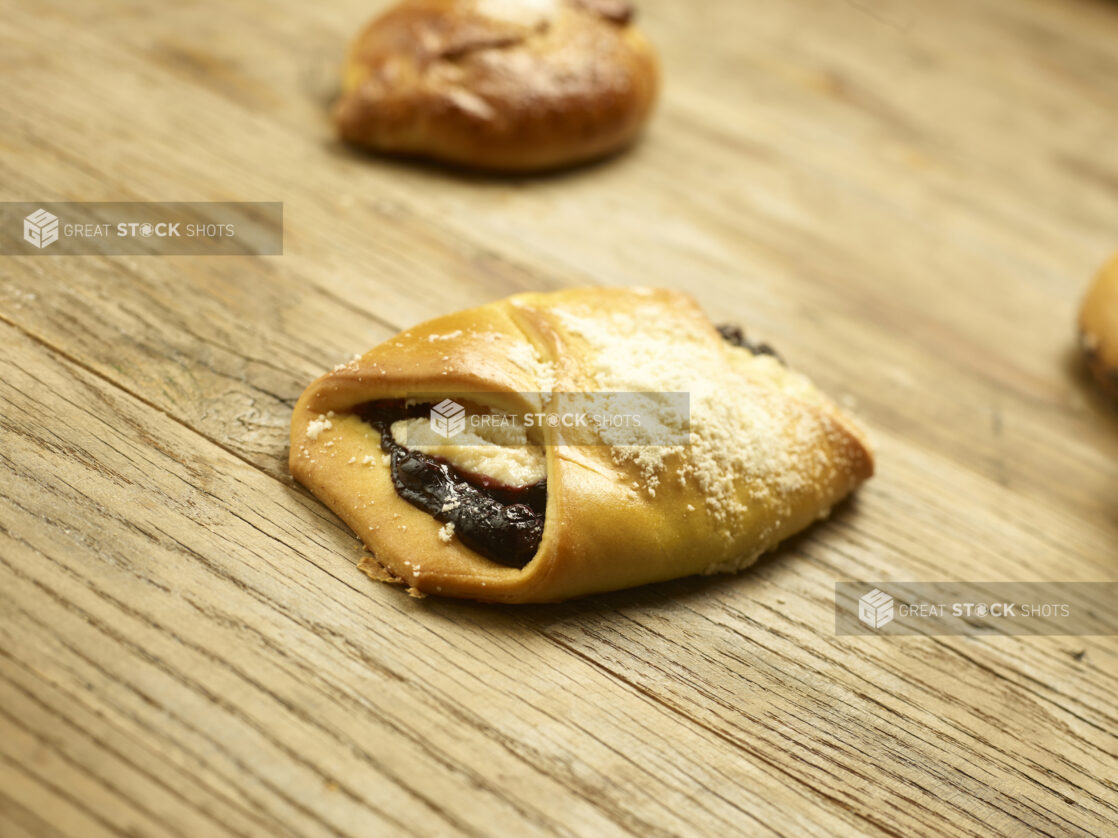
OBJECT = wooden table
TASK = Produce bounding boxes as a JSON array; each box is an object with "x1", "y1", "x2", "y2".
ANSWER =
[{"x1": 2, "y1": 0, "x2": 1116, "y2": 835}]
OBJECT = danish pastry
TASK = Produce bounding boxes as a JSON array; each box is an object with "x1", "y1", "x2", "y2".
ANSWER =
[
  {"x1": 1079, "y1": 252, "x2": 1118, "y2": 399},
  {"x1": 333, "y1": 0, "x2": 660, "y2": 172},
  {"x1": 290, "y1": 288, "x2": 874, "y2": 603}
]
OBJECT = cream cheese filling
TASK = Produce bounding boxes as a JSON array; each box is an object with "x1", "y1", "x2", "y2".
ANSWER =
[
  {"x1": 390, "y1": 417, "x2": 546, "y2": 487},
  {"x1": 476, "y1": 0, "x2": 558, "y2": 27}
]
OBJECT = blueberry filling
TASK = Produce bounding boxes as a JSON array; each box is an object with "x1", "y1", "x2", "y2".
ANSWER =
[
  {"x1": 359, "y1": 401, "x2": 545, "y2": 568},
  {"x1": 717, "y1": 323, "x2": 784, "y2": 364}
]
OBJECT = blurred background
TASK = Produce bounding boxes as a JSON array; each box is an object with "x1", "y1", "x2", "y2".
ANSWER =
[{"x1": 1, "y1": 1, "x2": 1116, "y2": 836}]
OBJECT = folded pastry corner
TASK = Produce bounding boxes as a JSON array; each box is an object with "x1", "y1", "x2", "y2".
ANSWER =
[{"x1": 290, "y1": 287, "x2": 873, "y2": 603}]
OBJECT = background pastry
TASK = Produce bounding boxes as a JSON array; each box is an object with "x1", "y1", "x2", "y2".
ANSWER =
[
  {"x1": 1079, "y1": 251, "x2": 1118, "y2": 399},
  {"x1": 334, "y1": 0, "x2": 660, "y2": 172},
  {"x1": 290, "y1": 288, "x2": 874, "y2": 603}
]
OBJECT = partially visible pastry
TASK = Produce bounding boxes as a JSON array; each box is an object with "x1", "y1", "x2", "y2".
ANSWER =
[
  {"x1": 290, "y1": 287, "x2": 874, "y2": 603},
  {"x1": 333, "y1": 0, "x2": 660, "y2": 172},
  {"x1": 1079, "y1": 252, "x2": 1118, "y2": 399}
]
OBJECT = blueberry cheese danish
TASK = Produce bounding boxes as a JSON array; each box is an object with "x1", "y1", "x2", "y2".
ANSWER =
[
  {"x1": 290, "y1": 287, "x2": 873, "y2": 603},
  {"x1": 333, "y1": 0, "x2": 659, "y2": 172}
]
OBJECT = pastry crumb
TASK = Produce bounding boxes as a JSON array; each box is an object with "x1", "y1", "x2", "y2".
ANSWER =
[
  {"x1": 306, "y1": 415, "x2": 332, "y2": 440},
  {"x1": 357, "y1": 555, "x2": 404, "y2": 585},
  {"x1": 438, "y1": 522, "x2": 456, "y2": 543}
]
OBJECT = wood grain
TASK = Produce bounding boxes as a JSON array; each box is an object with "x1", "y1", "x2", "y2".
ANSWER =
[{"x1": 1, "y1": 0, "x2": 1116, "y2": 835}]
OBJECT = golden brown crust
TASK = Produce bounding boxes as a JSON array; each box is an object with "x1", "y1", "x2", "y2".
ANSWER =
[
  {"x1": 290, "y1": 288, "x2": 874, "y2": 603},
  {"x1": 333, "y1": 0, "x2": 659, "y2": 172},
  {"x1": 1079, "y1": 252, "x2": 1118, "y2": 399}
]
